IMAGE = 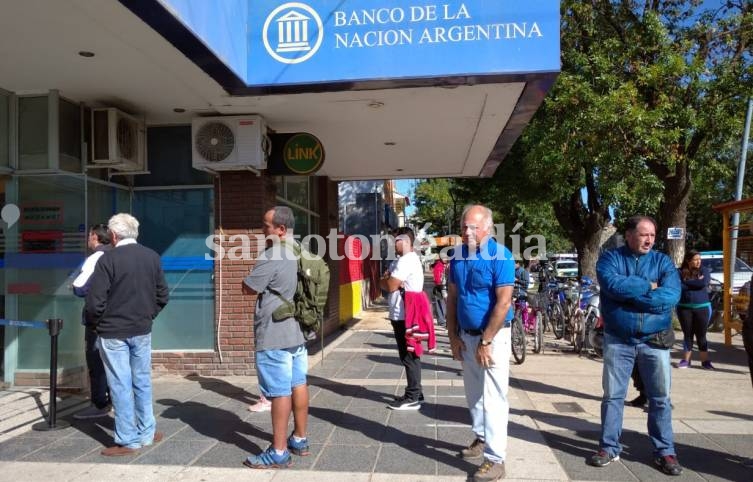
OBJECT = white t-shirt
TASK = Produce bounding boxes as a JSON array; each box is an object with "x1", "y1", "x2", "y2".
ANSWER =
[{"x1": 387, "y1": 251, "x2": 425, "y2": 320}]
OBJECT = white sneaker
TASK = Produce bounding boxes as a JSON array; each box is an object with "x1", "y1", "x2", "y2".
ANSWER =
[{"x1": 248, "y1": 399, "x2": 272, "y2": 413}]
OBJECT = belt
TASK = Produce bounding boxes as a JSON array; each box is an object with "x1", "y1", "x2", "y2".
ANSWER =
[{"x1": 462, "y1": 328, "x2": 483, "y2": 336}]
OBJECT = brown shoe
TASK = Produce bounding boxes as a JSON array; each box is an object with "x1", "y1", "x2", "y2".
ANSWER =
[
  {"x1": 146, "y1": 431, "x2": 164, "y2": 446},
  {"x1": 461, "y1": 438, "x2": 485, "y2": 459},
  {"x1": 101, "y1": 445, "x2": 139, "y2": 457},
  {"x1": 474, "y1": 459, "x2": 506, "y2": 481}
]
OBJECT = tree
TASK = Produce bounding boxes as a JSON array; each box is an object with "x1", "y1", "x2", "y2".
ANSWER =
[
  {"x1": 574, "y1": 0, "x2": 752, "y2": 264},
  {"x1": 412, "y1": 178, "x2": 462, "y2": 235},
  {"x1": 520, "y1": 0, "x2": 752, "y2": 274}
]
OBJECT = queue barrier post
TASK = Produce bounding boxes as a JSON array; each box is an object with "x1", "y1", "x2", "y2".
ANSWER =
[{"x1": 31, "y1": 318, "x2": 70, "y2": 431}]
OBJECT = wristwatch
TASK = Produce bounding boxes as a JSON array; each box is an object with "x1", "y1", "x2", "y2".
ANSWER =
[{"x1": 479, "y1": 339, "x2": 492, "y2": 347}]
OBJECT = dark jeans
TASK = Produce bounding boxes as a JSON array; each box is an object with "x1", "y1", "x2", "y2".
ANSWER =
[
  {"x1": 85, "y1": 326, "x2": 110, "y2": 408},
  {"x1": 677, "y1": 306, "x2": 710, "y2": 352},
  {"x1": 631, "y1": 365, "x2": 644, "y2": 395},
  {"x1": 390, "y1": 319, "x2": 423, "y2": 401}
]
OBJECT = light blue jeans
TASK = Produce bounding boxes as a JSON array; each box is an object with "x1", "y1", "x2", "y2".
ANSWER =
[
  {"x1": 600, "y1": 332, "x2": 675, "y2": 458},
  {"x1": 98, "y1": 333, "x2": 156, "y2": 449},
  {"x1": 461, "y1": 327, "x2": 511, "y2": 464}
]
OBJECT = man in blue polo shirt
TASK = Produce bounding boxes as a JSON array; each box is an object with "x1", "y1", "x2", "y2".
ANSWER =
[{"x1": 446, "y1": 204, "x2": 515, "y2": 482}]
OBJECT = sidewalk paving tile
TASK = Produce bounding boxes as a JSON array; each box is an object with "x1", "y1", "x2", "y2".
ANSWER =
[{"x1": 1, "y1": 313, "x2": 753, "y2": 481}]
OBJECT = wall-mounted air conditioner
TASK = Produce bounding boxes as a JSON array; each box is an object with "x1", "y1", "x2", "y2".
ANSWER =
[
  {"x1": 90, "y1": 107, "x2": 146, "y2": 172},
  {"x1": 191, "y1": 115, "x2": 268, "y2": 172}
]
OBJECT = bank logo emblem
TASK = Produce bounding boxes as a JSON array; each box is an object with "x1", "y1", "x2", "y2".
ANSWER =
[{"x1": 263, "y1": 2, "x2": 323, "y2": 65}]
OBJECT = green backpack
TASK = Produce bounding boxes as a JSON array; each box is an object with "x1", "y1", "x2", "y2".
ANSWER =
[{"x1": 271, "y1": 241, "x2": 330, "y2": 339}]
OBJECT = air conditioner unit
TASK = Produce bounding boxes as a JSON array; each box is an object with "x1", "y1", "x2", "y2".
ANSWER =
[
  {"x1": 191, "y1": 115, "x2": 268, "y2": 172},
  {"x1": 90, "y1": 108, "x2": 146, "y2": 171}
]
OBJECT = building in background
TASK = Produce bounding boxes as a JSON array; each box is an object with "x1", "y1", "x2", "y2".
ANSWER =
[{"x1": 0, "y1": 0, "x2": 559, "y2": 387}]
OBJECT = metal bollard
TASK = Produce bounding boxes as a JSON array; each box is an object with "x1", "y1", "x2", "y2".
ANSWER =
[{"x1": 32, "y1": 318, "x2": 70, "y2": 431}]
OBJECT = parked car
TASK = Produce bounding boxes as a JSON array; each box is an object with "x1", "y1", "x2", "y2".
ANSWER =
[
  {"x1": 699, "y1": 251, "x2": 753, "y2": 294},
  {"x1": 554, "y1": 259, "x2": 579, "y2": 279}
]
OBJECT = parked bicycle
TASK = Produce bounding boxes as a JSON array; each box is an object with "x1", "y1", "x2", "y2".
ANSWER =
[
  {"x1": 562, "y1": 276, "x2": 597, "y2": 353},
  {"x1": 511, "y1": 282, "x2": 527, "y2": 364},
  {"x1": 581, "y1": 282, "x2": 602, "y2": 357},
  {"x1": 510, "y1": 280, "x2": 545, "y2": 364}
]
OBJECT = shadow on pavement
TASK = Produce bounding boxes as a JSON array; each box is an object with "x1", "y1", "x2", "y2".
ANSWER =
[
  {"x1": 707, "y1": 410, "x2": 753, "y2": 421},
  {"x1": 542, "y1": 428, "x2": 753, "y2": 481},
  {"x1": 186, "y1": 375, "x2": 257, "y2": 405},
  {"x1": 512, "y1": 377, "x2": 602, "y2": 402},
  {"x1": 157, "y1": 398, "x2": 265, "y2": 454}
]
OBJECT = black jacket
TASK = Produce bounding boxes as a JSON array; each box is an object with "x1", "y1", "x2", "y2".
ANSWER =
[{"x1": 84, "y1": 242, "x2": 169, "y2": 338}]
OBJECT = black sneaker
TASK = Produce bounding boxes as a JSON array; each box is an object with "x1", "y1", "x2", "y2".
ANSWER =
[
  {"x1": 655, "y1": 455, "x2": 683, "y2": 475},
  {"x1": 588, "y1": 450, "x2": 619, "y2": 467},
  {"x1": 394, "y1": 393, "x2": 425, "y2": 402},
  {"x1": 387, "y1": 396, "x2": 420, "y2": 410}
]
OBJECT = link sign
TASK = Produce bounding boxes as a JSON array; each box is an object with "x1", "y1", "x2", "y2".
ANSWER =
[{"x1": 268, "y1": 132, "x2": 325, "y2": 175}]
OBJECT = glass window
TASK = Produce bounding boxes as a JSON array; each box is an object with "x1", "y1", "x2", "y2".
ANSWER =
[
  {"x1": 87, "y1": 180, "x2": 130, "y2": 226},
  {"x1": 0, "y1": 92, "x2": 8, "y2": 168},
  {"x1": 275, "y1": 176, "x2": 321, "y2": 238},
  {"x1": 18, "y1": 96, "x2": 48, "y2": 170},
  {"x1": 309, "y1": 177, "x2": 320, "y2": 211},
  {"x1": 59, "y1": 98, "x2": 82, "y2": 173},
  {"x1": 11, "y1": 175, "x2": 86, "y2": 369},
  {"x1": 133, "y1": 188, "x2": 214, "y2": 350},
  {"x1": 285, "y1": 177, "x2": 308, "y2": 207}
]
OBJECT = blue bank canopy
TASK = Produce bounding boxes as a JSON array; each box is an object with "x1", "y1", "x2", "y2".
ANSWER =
[{"x1": 0, "y1": 0, "x2": 560, "y2": 180}]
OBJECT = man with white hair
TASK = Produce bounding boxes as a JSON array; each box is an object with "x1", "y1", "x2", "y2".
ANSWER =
[
  {"x1": 85, "y1": 213, "x2": 169, "y2": 456},
  {"x1": 446, "y1": 204, "x2": 515, "y2": 482}
]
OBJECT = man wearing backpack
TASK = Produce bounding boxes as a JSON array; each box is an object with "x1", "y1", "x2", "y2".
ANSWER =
[{"x1": 242, "y1": 206, "x2": 310, "y2": 469}]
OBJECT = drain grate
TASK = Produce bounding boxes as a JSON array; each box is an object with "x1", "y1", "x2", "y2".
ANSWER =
[{"x1": 553, "y1": 402, "x2": 585, "y2": 413}]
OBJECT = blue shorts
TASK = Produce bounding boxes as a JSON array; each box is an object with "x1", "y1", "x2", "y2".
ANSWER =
[{"x1": 256, "y1": 344, "x2": 308, "y2": 398}]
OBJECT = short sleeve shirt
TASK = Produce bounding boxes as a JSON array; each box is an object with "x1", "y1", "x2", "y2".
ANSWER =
[
  {"x1": 450, "y1": 240, "x2": 515, "y2": 330},
  {"x1": 243, "y1": 242, "x2": 305, "y2": 351},
  {"x1": 387, "y1": 251, "x2": 424, "y2": 320}
]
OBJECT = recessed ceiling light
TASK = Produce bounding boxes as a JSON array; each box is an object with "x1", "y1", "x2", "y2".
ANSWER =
[
  {"x1": 384, "y1": 141, "x2": 396, "y2": 146},
  {"x1": 173, "y1": 108, "x2": 186, "y2": 113},
  {"x1": 396, "y1": 168, "x2": 404, "y2": 172},
  {"x1": 78, "y1": 51, "x2": 95, "y2": 58},
  {"x1": 368, "y1": 101, "x2": 384, "y2": 109}
]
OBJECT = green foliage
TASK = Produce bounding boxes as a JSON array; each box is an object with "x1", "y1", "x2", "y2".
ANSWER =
[{"x1": 413, "y1": 1, "x2": 752, "y2": 267}]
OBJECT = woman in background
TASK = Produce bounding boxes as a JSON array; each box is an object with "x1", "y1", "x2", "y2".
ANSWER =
[{"x1": 677, "y1": 250, "x2": 714, "y2": 369}]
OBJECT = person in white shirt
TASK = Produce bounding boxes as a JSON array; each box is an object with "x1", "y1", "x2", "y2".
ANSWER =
[
  {"x1": 380, "y1": 227, "x2": 425, "y2": 410},
  {"x1": 72, "y1": 224, "x2": 112, "y2": 420}
]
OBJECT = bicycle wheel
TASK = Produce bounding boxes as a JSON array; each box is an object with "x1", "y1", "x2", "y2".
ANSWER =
[
  {"x1": 533, "y1": 312, "x2": 544, "y2": 354},
  {"x1": 585, "y1": 313, "x2": 602, "y2": 357},
  {"x1": 572, "y1": 312, "x2": 584, "y2": 353},
  {"x1": 511, "y1": 315, "x2": 526, "y2": 364},
  {"x1": 551, "y1": 303, "x2": 565, "y2": 339}
]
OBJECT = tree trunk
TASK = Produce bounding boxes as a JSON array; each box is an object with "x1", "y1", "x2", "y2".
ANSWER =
[
  {"x1": 551, "y1": 167, "x2": 611, "y2": 279},
  {"x1": 552, "y1": 191, "x2": 609, "y2": 280},
  {"x1": 657, "y1": 162, "x2": 692, "y2": 267},
  {"x1": 578, "y1": 230, "x2": 604, "y2": 280}
]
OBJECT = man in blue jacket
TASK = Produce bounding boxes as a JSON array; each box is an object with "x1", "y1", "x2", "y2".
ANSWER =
[{"x1": 590, "y1": 215, "x2": 682, "y2": 476}]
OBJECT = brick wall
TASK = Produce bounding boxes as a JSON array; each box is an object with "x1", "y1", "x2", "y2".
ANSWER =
[{"x1": 151, "y1": 173, "x2": 341, "y2": 376}]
